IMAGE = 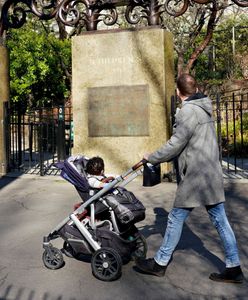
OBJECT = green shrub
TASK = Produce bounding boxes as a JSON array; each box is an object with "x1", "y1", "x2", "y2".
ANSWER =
[{"x1": 219, "y1": 112, "x2": 248, "y2": 156}]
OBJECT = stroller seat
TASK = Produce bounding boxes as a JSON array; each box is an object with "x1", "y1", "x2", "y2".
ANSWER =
[
  {"x1": 55, "y1": 155, "x2": 110, "y2": 216},
  {"x1": 55, "y1": 155, "x2": 145, "y2": 227}
]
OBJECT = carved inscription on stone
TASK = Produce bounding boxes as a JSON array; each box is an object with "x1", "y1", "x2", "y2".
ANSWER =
[{"x1": 88, "y1": 85, "x2": 149, "y2": 137}]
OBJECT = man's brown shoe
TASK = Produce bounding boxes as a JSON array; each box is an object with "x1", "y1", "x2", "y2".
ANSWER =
[
  {"x1": 209, "y1": 266, "x2": 244, "y2": 283},
  {"x1": 135, "y1": 258, "x2": 166, "y2": 277}
]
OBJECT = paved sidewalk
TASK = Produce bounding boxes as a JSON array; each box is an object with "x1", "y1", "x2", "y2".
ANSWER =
[{"x1": 0, "y1": 174, "x2": 247, "y2": 300}]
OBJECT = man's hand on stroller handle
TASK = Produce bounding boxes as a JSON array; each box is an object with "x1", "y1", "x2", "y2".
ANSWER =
[
  {"x1": 143, "y1": 153, "x2": 151, "y2": 161},
  {"x1": 132, "y1": 158, "x2": 148, "y2": 170}
]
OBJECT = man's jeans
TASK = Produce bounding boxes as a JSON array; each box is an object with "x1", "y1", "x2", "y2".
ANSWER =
[{"x1": 154, "y1": 203, "x2": 240, "y2": 268}]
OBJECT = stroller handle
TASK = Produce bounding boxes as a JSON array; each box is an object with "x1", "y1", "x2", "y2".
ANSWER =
[{"x1": 132, "y1": 159, "x2": 148, "y2": 171}]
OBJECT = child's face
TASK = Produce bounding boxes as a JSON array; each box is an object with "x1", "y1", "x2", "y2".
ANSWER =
[{"x1": 100, "y1": 169, "x2": 104, "y2": 176}]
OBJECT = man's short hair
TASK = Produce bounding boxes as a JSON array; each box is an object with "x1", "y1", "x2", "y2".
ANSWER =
[
  {"x1": 86, "y1": 156, "x2": 104, "y2": 175},
  {"x1": 177, "y1": 74, "x2": 197, "y2": 97}
]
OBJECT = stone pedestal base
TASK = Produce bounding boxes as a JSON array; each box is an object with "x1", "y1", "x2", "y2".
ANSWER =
[{"x1": 72, "y1": 27, "x2": 174, "y2": 175}]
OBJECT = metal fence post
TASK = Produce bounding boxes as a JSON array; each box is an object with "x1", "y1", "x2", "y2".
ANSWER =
[
  {"x1": 38, "y1": 108, "x2": 44, "y2": 176},
  {"x1": 57, "y1": 105, "x2": 66, "y2": 161},
  {"x1": 240, "y1": 94, "x2": 244, "y2": 170},
  {"x1": 3, "y1": 101, "x2": 10, "y2": 173},
  {"x1": 216, "y1": 93, "x2": 222, "y2": 163},
  {"x1": 232, "y1": 93, "x2": 237, "y2": 173},
  {"x1": 17, "y1": 103, "x2": 22, "y2": 168},
  {"x1": 29, "y1": 120, "x2": 33, "y2": 163}
]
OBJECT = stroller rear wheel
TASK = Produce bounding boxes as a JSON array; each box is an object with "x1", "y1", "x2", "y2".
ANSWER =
[
  {"x1": 42, "y1": 247, "x2": 64, "y2": 270},
  {"x1": 132, "y1": 234, "x2": 147, "y2": 259},
  {"x1": 91, "y1": 247, "x2": 122, "y2": 281}
]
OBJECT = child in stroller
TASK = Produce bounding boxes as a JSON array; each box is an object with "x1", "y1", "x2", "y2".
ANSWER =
[
  {"x1": 85, "y1": 156, "x2": 117, "y2": 189},
  {"x1": 73, "y1": 156, "x2": 117, "y2": 217},
  {"x1": 42, "y1": 155, "x2": 148, "y2": 281}
]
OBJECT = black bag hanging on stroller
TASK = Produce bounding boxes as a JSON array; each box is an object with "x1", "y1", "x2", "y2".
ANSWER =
[
  {"x1": 105, "y1": 187, "x2": 146, "y2": 225},
  {"x1": 95, "y1": 227, "x2": 138, "y2": 263},
  {"x1": 143, "y1": 163, "x2": 161, "y2": 187}
]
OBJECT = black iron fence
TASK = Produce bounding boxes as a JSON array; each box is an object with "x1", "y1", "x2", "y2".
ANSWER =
[
  {"x1": 170, "y1": 89, "x2": 248, "y2": 179},
  {"x1": 4, "y1": 89, "x2": 248, "y2": 178},
  {"x1": 213, "y1": 89, "x2": 248, "y2": 178},
  {"x1": 4, "y1": 103, "x2": 73, "y2": 175}
]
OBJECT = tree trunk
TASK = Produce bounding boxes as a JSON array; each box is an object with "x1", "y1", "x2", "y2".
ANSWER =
[
  {"x1": 177, "y1": 52, "x2": 185, "y2": 76},
  {"x1": 55, "y1": 16, "x2": 68, "y2": 40},
  {"x1": 184, "y1": 6, "x2": 217, "y2": 73},
  {"x1": 0, "y1": 0, "x2": 6, "y2": 42}
]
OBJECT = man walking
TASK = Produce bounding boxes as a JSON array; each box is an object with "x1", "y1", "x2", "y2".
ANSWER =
[{"x1": 135, "y1": 74, "x2": 244, "y2": 283}]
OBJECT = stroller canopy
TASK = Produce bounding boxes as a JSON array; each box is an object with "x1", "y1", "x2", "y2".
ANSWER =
[{"x1": 55, "y1": 155, "x2": 90, "y2": 193}]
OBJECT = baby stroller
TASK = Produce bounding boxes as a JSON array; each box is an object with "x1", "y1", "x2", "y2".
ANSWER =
[{"x1": 42, "y1": 155, "x2": 148, "y2": 281}]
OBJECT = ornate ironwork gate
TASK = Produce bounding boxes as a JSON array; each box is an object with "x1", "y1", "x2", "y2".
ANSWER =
[
  {"x1": 4, "y1": 103, "x2": 73, "y2": 175},
  {"x1": 1, "y1": 0, "x2": 248, "y2": 36}
]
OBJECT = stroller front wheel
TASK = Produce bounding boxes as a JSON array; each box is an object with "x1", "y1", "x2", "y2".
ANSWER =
[
  {"x1": 91, "y1": 247, "x2": 122, "y2": 281},
  {"x1": 42, "y1": 247, "x2": 64, "y2": 270}
]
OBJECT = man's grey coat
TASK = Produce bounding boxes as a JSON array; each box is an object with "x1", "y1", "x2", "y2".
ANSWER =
[{"x1": 148, "y1": 96, "x2": 225, "y2": 208}]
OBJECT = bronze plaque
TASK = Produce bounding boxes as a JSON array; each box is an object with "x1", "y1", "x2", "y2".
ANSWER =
[{"x1": 88, "y1": 85, "x2": 149, "y2": 137}]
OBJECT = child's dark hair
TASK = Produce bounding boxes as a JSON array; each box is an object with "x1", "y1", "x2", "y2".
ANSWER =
[{"x1": 86, "y1": 157, "x2": 104, "y2": 175}]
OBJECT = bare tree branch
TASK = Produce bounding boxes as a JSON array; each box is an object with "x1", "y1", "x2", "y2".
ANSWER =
[{"x1": 162, "y1": 0, "x2": 235, "y2": 76}]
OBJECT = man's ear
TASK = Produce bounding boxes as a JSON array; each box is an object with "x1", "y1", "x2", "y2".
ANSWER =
[{"x1": 176, "y1": 88, "x2": 182, "y2": 99}]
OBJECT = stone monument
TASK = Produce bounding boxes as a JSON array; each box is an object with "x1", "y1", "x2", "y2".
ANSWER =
[{"x1": 72, "y1": 26, "x2": 174, "y2": 174}]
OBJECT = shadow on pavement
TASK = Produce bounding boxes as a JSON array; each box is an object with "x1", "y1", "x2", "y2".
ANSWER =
[
  {"x1": 0, "y1": 176, "x2": 19, "y2": 190},
  {"x1": 140, "y1": 206, "x2": 225, "y2": 271},
  {"x1": 0, "y1": 284, "x2": 78, "y2": 300}
]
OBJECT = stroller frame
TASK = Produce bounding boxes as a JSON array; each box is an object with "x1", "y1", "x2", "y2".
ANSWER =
[{"x1": 42, "y1": 160, "x2": 147, "y2": 281}]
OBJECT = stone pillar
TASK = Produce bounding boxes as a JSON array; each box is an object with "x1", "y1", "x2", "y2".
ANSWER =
[
  {"x1": 72, "y1": 27, "x2": 174, "y2": 174},
  {"x1": 0, "y1": 45, "x2": 9, "y2": 177}
]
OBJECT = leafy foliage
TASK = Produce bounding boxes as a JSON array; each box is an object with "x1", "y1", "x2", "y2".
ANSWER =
[
  {"x1": 162, "y1": 1, "x2": 227, "y2": 76},
  {"x1": 183, "y1": 10, "x2": 248, "y2": 89},
  {"x1": 4, "y1": 5, "x2": 248, "y2": 109},
  {"x1": 161, "y1": 2, "x2": 248, "y2": 82},
  {"x1": 212, "y1": 13, "x2": 248, "y2": 80},
  {"x1": 6, "y1": 20, "x2": 71, "y2": 109},
  {"x1": 220, "y1": 112, "x2": 248, "y2": 156}
]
